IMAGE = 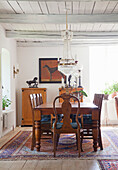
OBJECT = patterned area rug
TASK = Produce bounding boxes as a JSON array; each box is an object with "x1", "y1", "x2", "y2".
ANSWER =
[
  {"x1": 0, "y1": 129, "x2": 118, "y2": 160},
  {"x1": 98, "y1": 159, "x2": 118, "y2": 170}
]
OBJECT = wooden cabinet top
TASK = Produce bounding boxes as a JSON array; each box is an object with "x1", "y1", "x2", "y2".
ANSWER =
[
  {"x1": 59, "y1": 87, "x2": 83, "y2": 102},
  {"x1": 59, "y1": 87, "x2": 83, "y2": 91},
  {"x1": 22, "y1": 88, "x2": 47, "y2": 91}
]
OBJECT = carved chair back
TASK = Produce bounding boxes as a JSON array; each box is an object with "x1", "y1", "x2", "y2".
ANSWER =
[{"x1": 53, "y1": 93, "x2": 80, "y2": 133}]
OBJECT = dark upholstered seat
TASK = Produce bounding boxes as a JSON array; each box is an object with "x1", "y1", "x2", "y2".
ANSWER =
[
  {"x1": 71, "y1": 114, "x2": 92, "y2": 124},
  {"x1": 83, "y1": 114, "x2": 92, "y2": 124},
  {"x1": 41, "y1": 115, "x2": 51, "y2": 123},
  {"x1": 53, "y1": 122, "x2": 81, "y2": 129}
]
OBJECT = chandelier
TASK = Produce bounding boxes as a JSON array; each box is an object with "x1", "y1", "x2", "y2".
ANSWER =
[{"x1": 58, "y1": 10, "x2": 78, "y2": 78}]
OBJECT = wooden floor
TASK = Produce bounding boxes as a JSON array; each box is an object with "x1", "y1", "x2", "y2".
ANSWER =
[
  {"x1": 0, "y1": 159, "x2": 100, "y2": 170},
  {"x1": 1, "y1": 126, "x2": 117, "y2": 170}
]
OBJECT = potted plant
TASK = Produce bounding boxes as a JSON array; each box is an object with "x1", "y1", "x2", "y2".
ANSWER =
[
  {"x1": 111, "y1": 82, "x2": 118, "y2": 98},
  {"x1": 2, "y1": 95, "x2": 11, "y2": 110},
  {"x1": 102, "y1": 82, "x2": 118, "y2": 99},
  {"x1": 102, "y1": 88, "x2": 111, "y2": 100},
  {"x1": 79, "y1": 90, "x2": 88, "y2": 97},
  {"x1": 73, "y1": 90, "x2": 88, "y2": 98}
]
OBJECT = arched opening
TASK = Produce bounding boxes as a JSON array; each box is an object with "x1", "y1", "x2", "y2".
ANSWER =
[{"x1": 1, "y1": 48, "x2": 11, "y2": 110}]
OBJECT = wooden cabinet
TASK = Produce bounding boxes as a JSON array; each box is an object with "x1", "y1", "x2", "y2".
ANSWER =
[
  {"x1": 22, "y1": 88, "x2": 47, "y2": 126},
  {"x1": 59, "y1": 87, "x2": 83, "y2": 103}
]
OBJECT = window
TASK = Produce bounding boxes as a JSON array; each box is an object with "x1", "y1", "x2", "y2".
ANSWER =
[{"x1": 89, "y1": 46, "x2": 118, "y2": 100}]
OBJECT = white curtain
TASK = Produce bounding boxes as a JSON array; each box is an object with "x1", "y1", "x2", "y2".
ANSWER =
[{"x1": 89, "y1": 45, "x2": 118, "y2": 100}]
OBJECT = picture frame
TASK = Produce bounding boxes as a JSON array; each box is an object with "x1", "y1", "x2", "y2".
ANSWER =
[{"x1": 39, "y1": 58, "x2": 66, "y2": 83}]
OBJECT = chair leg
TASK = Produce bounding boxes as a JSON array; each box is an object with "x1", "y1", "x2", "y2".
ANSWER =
[
  {"x1": 31, "y1": 126, "x2": 35, "y2": 150},
  {"x1": 51, "y1": 132, "x2": 53, "y2": 141},
  {"x1": 56, "y1": 134, "x2": 60, "y2": 148},
  {"x1": 98, "y1": 127, "x2": 103, "y2": 150},
  {"x1": 76, "y1": 133, "x2": 78, "y2": 150},
  {"x1": 80, "y1": 132, "x2": 84, "y2": 152},
  {"x1": 77, "y1": 130, "x2": 81, "y2": 157},
  {"x1": 77, "y1": 132, "x2": 83, "y2": 152},
  {"x1": 53, "y1": 133, "x2": 56, "y2": 157}
]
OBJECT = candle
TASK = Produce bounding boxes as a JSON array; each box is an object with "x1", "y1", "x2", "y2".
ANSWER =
[{"x1": 61, "y1": 77, "x2": 64, "y2": 86}]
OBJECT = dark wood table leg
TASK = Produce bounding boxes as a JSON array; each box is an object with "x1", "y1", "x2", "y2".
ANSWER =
[
  {"x1": 92, "y1": 109, "x2": 99, "y2": 152},
  {"x1": 35, "y1": 120, "x2": 41, "y2": 151},
  {"x1": 31, "y1": 125, "x2": 36, "y2": 150}
]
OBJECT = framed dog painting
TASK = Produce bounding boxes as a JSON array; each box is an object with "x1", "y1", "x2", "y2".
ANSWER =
[{"x1": 39, "y1": 58, "x2": 66, "y2": 83}]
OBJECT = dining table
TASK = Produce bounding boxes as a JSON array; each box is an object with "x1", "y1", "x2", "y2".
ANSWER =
[{"x1": 34, "y1": 102, "x2": 99, "y2": 152}]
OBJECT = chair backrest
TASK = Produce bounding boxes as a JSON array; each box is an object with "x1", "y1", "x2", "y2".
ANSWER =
[
  {"x1": 115, "y1": 97, "x2": 118, "y2": 118},
  {"x1": 93, "y1": 94, "x2": 104, "y2": 110},
  {"x1": 30, "y1": 93, "x2": 44, "y2": 123},
  {"x1": 36, "y1": 93, "x2": 40, "y2": 106},
  {"x1": 30, "y1": 94, "x2": 37, "y2": 109},
  {"x1": 39, "y1": 93, "x2": 43, "y2": 105},
  {"x1": 30, "y1": 93, "x2": 43, "y2": 109},
  {"x1": 53, "y1": 93, "x2": 80, "y2": 132},
  {"x1": 93, "y1": 94, "x2": 104, "y2": 124}
]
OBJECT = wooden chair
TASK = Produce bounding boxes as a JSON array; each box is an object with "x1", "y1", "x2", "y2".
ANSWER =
[
  {"x1": 37, "y1": 93, "x2": 51, "y2": 135},
  {"x1": 30, "y1": 93, "x2": 37, "y2": 150},
  {"x1": 52, "y1": 93, "x2": 83, "y2": 157},
  {"x1": 82, "y1": 94, "x2": 104, "y2": 150},
  {"x1": 30, "y1": 93, "x2": 52, "y2": 151},
  {"x1": 115, "y1": 96, "x2": 118, "y2": 118}
]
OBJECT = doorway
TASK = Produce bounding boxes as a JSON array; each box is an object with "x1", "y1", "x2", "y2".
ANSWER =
[{"x1": 0, "y1": 48, "x2": 11, "y2": 137}]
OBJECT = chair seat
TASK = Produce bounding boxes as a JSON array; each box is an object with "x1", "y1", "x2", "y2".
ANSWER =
[
  {"x1": 41, "y1": 114, "x2": 63, "y2": 125},
  {"x1": 83, "y1": 114, "x2": 92, "y2": 124},
  {"x1": 41, "y1": 114, "x2": 63, "y2": 122},
  {"x1": 41, "y1": 115, "x2": 51, "y2": 122},
  {"x1": 41, "y1": 115, "x2": 51, "y2": 124},
  {"x1": 53, "y1": 122, "x2": 81, "y2": 129},
  {"x1": 41, "y1": 120, "x2": 51, "y2": 124},
  {"x1": 71, "y1": 114, "x2": 92, "y2": 124}
]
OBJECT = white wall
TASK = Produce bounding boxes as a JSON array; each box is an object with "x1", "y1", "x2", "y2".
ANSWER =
[
  {"x1": 17, "y1": 46, "x2": 89, "y2": 125},
  {"x1": 0, "y1": 25, "x2": 17, "y2": 136}
]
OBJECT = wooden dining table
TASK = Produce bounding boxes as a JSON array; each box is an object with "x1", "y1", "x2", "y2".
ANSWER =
[{"x1": 34, "y1": 102, "x2": 99, "y2": 152}]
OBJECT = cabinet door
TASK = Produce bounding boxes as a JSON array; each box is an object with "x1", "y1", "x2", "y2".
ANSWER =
[{"x1": 22, "y1": 88, "x2": 46, "y2": 125}]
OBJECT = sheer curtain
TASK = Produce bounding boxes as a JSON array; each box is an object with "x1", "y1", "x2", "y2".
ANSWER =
[{"x1": 89, "y1": 45, "x2": 118, "y2": 101}]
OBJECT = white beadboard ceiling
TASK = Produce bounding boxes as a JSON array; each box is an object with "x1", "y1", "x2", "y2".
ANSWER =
[{"x1": 1, "y1": 0, "x2": 118, "y2": 46}]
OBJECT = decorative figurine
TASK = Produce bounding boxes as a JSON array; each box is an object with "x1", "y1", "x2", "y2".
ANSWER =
[{"x1": 26, "y1": 77, "x2": 38, "y2": 88}]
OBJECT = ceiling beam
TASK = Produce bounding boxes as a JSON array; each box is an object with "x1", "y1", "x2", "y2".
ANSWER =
[
  {"x1": 6, "y1": 30, "x2": 118, "y2": 39},
  {"x1": 1, "y1": 14, "x2": 118, "y2": 24},
  {"x1": 17, "y1": 40, "x2": 118, "y2": 48},
  {"x1": 1, "y1": 0, "x2": 118, "y2": 2}
]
